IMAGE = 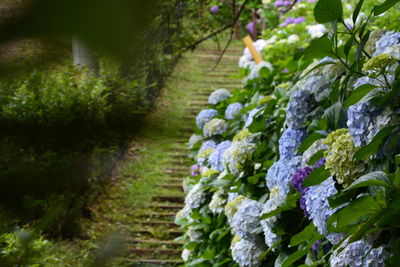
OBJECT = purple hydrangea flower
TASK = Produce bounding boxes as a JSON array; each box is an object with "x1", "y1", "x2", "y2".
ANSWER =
[
  {"x1": 246, "y1": 22, "x2": 255, "y2": 35},
  {"x1": 278, "y1": 128, "x2": 307, "y2": 161},
  {"x1": 191, "y1": 164, "x2": 200, "y2": 176},
  {"x1": 210, "y1": 5, "x2": 219, "y2": 14},
  {"x1": 209, "y1": 141, "x2": 232, "y2": 171},
  {"x1": 291, "y1": 166, "x2": 313, "y2": 193},
  {"x1": 293, "y1": 17, "x2": 305, "y2": 24},
  {"x1": 225, "y1": 102, "x2": 244, "y2": 120}
]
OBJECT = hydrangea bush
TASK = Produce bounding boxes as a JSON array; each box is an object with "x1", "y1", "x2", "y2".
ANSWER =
[{"x1": 177, "y1": 1, "x2": 400, "y2": 266}]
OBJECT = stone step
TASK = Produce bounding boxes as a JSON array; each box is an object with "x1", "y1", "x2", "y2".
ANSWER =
[
  {"x1": 127, "y1": 258, "x2": 182, "y2": 265},
  {"x1": 130, "y1": 239, "x2": 183, "y2": 246},
  {"x1": 156, "y1": 184, "x2": 183, "y2": 191},
  {"x1": 152, "y1": 203, "x2": 184, "y2": 210},
  {"x1": 165, "y1": 166, "x2": 187, "y2": 172},
  {"x1": 164, "y1": 178, "x2": 183, "y2": 183},
  {"x1": 152, "y1": 196, "x2": 184, "y2": 203},
  {"x1": 148, "y1": 211, "x2": 178, "y2": 218},
  {"x1": 130, "y1": 248, "x2": 181, "y2": 257},
  {"x1": 136, "y1": 220, "x2": 178, "y2": 227},
  {"x1": 134, "y1": 229, "x2": 184, "y2": 238}
]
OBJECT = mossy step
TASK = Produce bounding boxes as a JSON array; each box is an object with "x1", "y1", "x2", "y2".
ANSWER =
[
  {"x1": 130, "y1": 248, "x2": 181, "y2": 257},
  {"x1": 152, "y1": 203, "x2": 184, "y2": 209},
  {"x1": 165, "y1": 167, "x2": 187, "y2": 172},
  {"x1": 152, "y1": 196, "x2": 183, "y2": 203},
  {"x1": 135, "y1": 220, "x2": 178, "y2": 227},
  {"x1": 169, "y1": 147, "x2": 189, "y2": 153},
  {"x1": 133, "y1": 229, "x2": 183, "y2": 238},
  {"x1": 164, "y1": 178, "x2": 183, "y2": 183},
  {"x1": 148, "y1": 211, "x2": 178, "y2": 218},
  {"x1": 156, "y1": 185, "x2": 183, "y2": 193},
  {"x1": 126, "y1": 258, "x2": 182, "y2": 265},
  {"x1": 130, "y1": 239, "x2": 183, "y2": 246}
]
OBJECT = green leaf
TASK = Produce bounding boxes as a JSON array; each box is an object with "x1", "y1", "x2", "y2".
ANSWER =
[
  {"x1": 307, "y1": 150, "x2": 325, "y2": 166},
  {"x1": 343, "y1": 84, "x2": 377, "y2": 108},
  {"x1": 353, "y1": 0, "x2": 365, "y2": 23},
  {"x1": 314, "y1": 0, "x2": 343, "y2": 23},
  {"x1": 328, "y1": 196, "x2": 381, "y2": 232},
  {"x1": 344, "y1": 33, "x2": 355, "y2": 57},
  {"x1": 303, "y1": 166, "x2": 331, "y2": 187},
  {"x1": 298, "y1": 132, "x2": 326, "y2": 153},
  {"x1": 374, "y1": 0, "x2": 400, "y2": 16},
  {"x1": 345, "y1": 171, "x2": 393, "y2": 191},
  {"x1": 259, "y1": 67, "x2": 271, "y2": 78},
  {"x1": 282, "y1": 249, "x2": 309, "y2": 267},
  {"x1": 295, "y1": 36, "x2": 333, "y2": 61},
  {"x1": 247, "y1": 173, "x2": 265, "y2": 185},
  {"x1": 328, "y1": 189, "x2": 359, "y2": 208},
  {"x1": 323, "y1": 102, "x2": 342, "y2": 130},
  {"x1": 353, "y1": 125, "x2": 398, "y2": 160},
  {"x1": 290, "y1": 224, "x2": 321, "y2": 247}
]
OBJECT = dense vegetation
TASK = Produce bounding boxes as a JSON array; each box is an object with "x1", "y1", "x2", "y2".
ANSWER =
[{"x1": 179, "y1": 0, "x2": 400, "y2": 266}]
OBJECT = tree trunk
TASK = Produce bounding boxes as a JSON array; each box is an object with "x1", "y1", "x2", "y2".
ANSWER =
[{"x1": 72, "y1": 36, "x2": 99, "y2": 74}]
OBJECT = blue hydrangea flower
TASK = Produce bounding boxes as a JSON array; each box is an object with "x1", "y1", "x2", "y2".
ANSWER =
[
  {"x1": 199, "y1": 140, "x2": 217, "y2": 154},
  {"x1": 225, "y1": 102, "x2": 244, "y2": 120},
  {"x1": 304, "y1": 177, "x2": 344, "y2": 244},
  {"x1": 232, "y1": 199, "x2": 263, "y2": 240},
  {"x1": 278, "y1": 128, "x2": 307, "y2": 160},
  {"x1": 244, "y1": 107, "x2": 263, "y2": 128},
  {"x1": 330, "y1": 238, "x2": 388, "y2": 267},
  {"x1": 209, "y1": 89, "x2": 232, "y2": 105},
  {"x1": 196, "y1": 109, "x2": 218, "y2": 130},
  {"x1": 291, "y1": 166, "x2": 313, "y2": 215},
  {"x1": 285, "y1": 90, "x2": 312, "y2": 129},
  {"x1": 373, "y1": 31, "x2": 400, "y2": 57},
  {"x1": 203, "y1": 118, "x2": 228, "y2": 137},
  {"x1": 266, "y1": 157, "x2": 302, "y2": 195},
  {"x1": 231, "y1": 236, "x2": 266, "y2": 267},
  {"x1": 347, "y1": 102, "x2": 376, "y2": 147},
  {"x1": 209, "y1": 141, "x2": 232, "y2": 171}
]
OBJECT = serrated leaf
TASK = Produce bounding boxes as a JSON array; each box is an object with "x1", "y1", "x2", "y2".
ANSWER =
[
  {"x1": 345, "y1": 171, "x2": 393, "y2": 191},
  {"x1": 374, "y1": 0, "x2": 400, "y2": 15},
  {"x1": 343, "y1": 84, "x2": 377, "y2": 107},
  {"x1": 303, "y1": 166, "x2": 331, "y2": 187},
  {"x1": 314, "y1": 0, "x2": 343, "y2": 23},
  {"x1": 353, "y1": 125, "x2": 398, "y2": 160},
  {"x1": 298, "y1": 132, "x2": 326, "y2": 153}
]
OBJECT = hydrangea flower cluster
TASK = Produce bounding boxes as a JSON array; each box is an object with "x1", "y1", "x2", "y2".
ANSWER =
[
  {"x1": 203, "y1": 118, "x2": 228, "y2": 137},
  {"x1": 373, "y1": 31, "x2": 400, "y2": 57},
  {"x1": 265, "y1": 157, "x2": 302, "y2": 195},
  {"x1": 285, "y1": 90, "x2": 312, "y2": 129},
  {"x1": 324, "y1": 129, "x2": 365, "y2": 187},
  {"x1": 196, "y1": 109, "x2": 218, "y2": 129},
  {"x1": 231, "y1": 236, "x2": 266, "y2": 267},
  {"x1": 208, "y1": 89, "x2": 232, "y2": 105},
  {"x1": 209, "y1": 141, "x2": 232, "y2": 171},
  {"x1": 304, "y1": 177, "x2": 343, "y2": 245},
  {"x1": 187, "y1": 134, "x2": 202, "y2": 149},
  {"x1": 224, "y1": 195, "x2": 245, "y2": 223},
  {"x1": 225, "y1": 102, "x2": 244, "y2": 120},
  {"x1": 190, "y1": 164, "x2": 200, "y2": 176},
  {"x1": 184, "y1": 182, "x2": 207, "y2": 210},
  {"x1": 199, "y1": 139, "x2": 217, "y2": 153},
  {"x1": 278, "y1": 128, "x2": 307, "y2": 160},
  {"x1": 244, "y1": 107, "x2": 263, "y2": 128},
  {"x1": 209, "y1": 189, "x2": 227, "y2": 214},
  {"x1": 291, "y1": 166, "x2": 313, "y2": 215},
  {"x1": 329, "y1": 238, "x2": 388, "y2": 267},
  {"x1": 222, "y1": 140, "x2": 257, "y2": 175},
  {"x1": 347, "y1": 102, "x2": 377, "y2": 147},
  {"x1": 232, "y1": 198, "x2": 263, "y2": 240},
  {"x1": 248, "y1": 61, "x2": 274, "y2": 80}
]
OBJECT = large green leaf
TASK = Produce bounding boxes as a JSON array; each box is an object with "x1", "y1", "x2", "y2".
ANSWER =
[
  {"x1": 374, "y1": 0, "x2": 400, "y2": 15},
  {"x1": 298, "y1": 132, "x2": 326, "y2": 153},
  {"x1": 343, "y1": 84, "x2": 377, "y2": 108},
  {"x1": 345, "y1": 171, "x2": 393, "y2": 191},
  {"x1": 304, "y1": 166, "x2": 331, "y2": 187},
  {"x1": 290, "y1": 224, "x2": 323, "y2": 247},
  {"x1": 353, "y1": 125, "x2": 398, "y2": 160},
  {"x1": 295, "y1": 36, "x2": 334, "y2": 61},
  {"x1": 327, "y1": 195, "x2": 381, "y2": 232},
  {"x1": 314, "y1": 0, "x2": 343, "y2": 23},
  {"x1": 323, "y1": 102, "x2": 342, "y2": 130}
]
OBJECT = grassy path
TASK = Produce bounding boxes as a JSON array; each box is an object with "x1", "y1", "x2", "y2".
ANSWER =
[{"x1": 46, "y1": 41, "x2": 243, "y2": 266}]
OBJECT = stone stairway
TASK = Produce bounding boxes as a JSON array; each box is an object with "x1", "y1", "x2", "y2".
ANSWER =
[{"x1": 126, "y1": 42, "x2": 242, "y2": 266}]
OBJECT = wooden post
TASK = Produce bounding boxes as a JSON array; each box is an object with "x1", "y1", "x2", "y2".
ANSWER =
[
  {"x1": 72, "y1": 36, "x2": 99, "y2": 74},
  {"x1": 242, "y1": 35, "x2": 262, "y2": 64}
]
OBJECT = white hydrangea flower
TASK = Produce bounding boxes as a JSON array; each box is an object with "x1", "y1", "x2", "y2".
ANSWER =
[
  {"x1": 288, "y1": 34, "x2": 300, "y2": 43},
  {"x1": 261, "y1": 186, "x2": 286, "y2": 247},
  {"x1": 187, "y1": 134, "x2": 202, "y2": 149},
  {"x1": 203, "y1": 118, "x2": 228, "y2": 137},
  {"x1": 307, "y1": 24, "x2": 327, "y2": 39},
  {"x1": 208, "y1": 89, "x2": 232, "y2": 105},
  {"x1": 231, "y1": 236, "x2": 266, "y2": 267},
  {"x1": 181, "y1": 249, "x2": 191, "y2": 262},
  {"x1": 187, "y1": 226, "x2": 203, "y2": 242},
  {"x1": 248, "y1": 61, "x2": 274, "y2": 80},
  {"x1": 239, "y1": 55, "x2": 256, "y2": 69},
  {"x1": 222, "y1": 140, "x2": 257, "y2": 175},
  {"x1": 209, "y1": 189, "x2": 227, "y2": 214},
  {"x1": 184, "y1": 183, "x2": 206, "y2": 210}
]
